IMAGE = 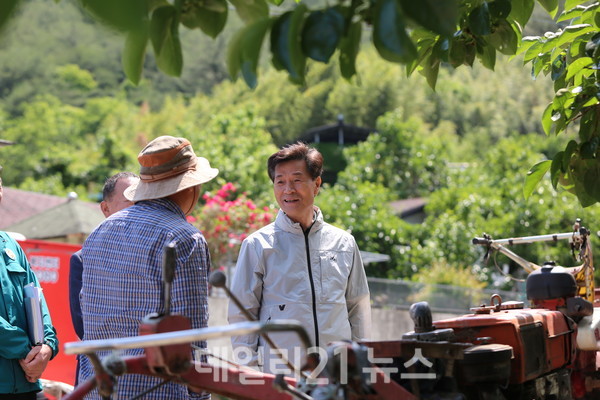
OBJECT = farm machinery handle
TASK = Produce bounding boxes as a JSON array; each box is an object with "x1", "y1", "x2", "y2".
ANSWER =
[
  {"x1": 62, "y1": 220, "x2": 600, "y2": 400},
  {"x1": 472, "y1": 218, "x2": 595, "y2": 302}
]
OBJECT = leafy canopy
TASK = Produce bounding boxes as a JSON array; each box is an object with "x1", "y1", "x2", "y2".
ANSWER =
[{"x1": 4, "y1": 0, "x2": 600, "y2": 207}]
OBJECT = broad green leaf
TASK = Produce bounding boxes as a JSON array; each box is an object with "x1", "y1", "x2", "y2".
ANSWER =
[
  {"x1": 468, "y1": 2, "x2": 491, "y2": 36},
  {"x1": 565, "y1": 56, "x2": 593, "y2": 81},
  {"x1": 150, "y1": 5, "x2": 183, "y2": 76},
  {"x1": 270, "y1": 5, "x2": 307, "y2": 83},
  {"x1": 488, "y1": 0, "x2": 511, "y2": 19},
  {"x1": 122, "y1": 27, "x2": 148, "y2": 85},
  {"x1": 0, "y1": 0, "x2": 19, "y2": 32},
  {"x1": 406, "y1": 36, "x2": 435, "y2": 75},
  {"x1": 464, "y1": 39, "x2": 476, "y2": 66},
  {"x1": 551, "y1": 54, "x2": 566, "y2": 81},
  {"x1": 78, "y1": 0, "x2": 146, "y2": 32},
  {"x1": 180, "y1": 0, "x2": 228, "y2": 38},
  {"x1": 448, "y1": 39, "x2": 467, "y2": 67},
  {"x1": 558, "y1": 5, "x2": 585, "y2": 23},
  {"x1": 524, "y1": 160, "x2": 551, "y2": 199},
  {"x1": 229, "y1": 0, "x2": 269, "y2": 24},
  {"x1": 532, "y1": 53, "x2": 548, "y2": 77},
  {"x1": 584, "y1": 32, "x2": 600, "y2": 57},
  {"x1": 226, "y1": 24, "x2": 245, "y2": 80},
  {"x1": 339, "y1": 21, "x2": 362, "y2": 80},
  {"x1": 538, "y1": 0, "x2": 559, "y2": 18},
  {"x1": 518, "y1": 36, "x2": 541, "y2": 56},
  {"x1": 580, "y1": 139, "x2": 598, "y2": 159},
  {"x1": 563, "y1": 140, "x2": 578, "y2": 172},
  {"x1": 488, "y1": 19, "x2": 518, "y2": 55},
  {"x1": 509, "y1": 0, "x2": 534, "y2": 26},
  {"x1": 523, "y1": 40, "x2": 544, "y2": 62},
  {"x1": 579, "y1": 3, "x2": 600, "y2": 26},
  {"x1": 271, "y1": 12, "x2": 292, "y2": 71},
  {"x1": 302, "y1": 8, "x2": 345, "y2": 63},
  {"x1": 569, "y1": 158, "x2": 599, "y2": 206},
  {"x1": 540, "y1": 26, "x2": 594, "y2": 55},
  {"x1": 582, "y1": 97, "x2": 599, "y2": 107},
  {"x1": 398, "y1": 0, "x2": 458, "y2": 37},
  {"x1": 555, "y1": 24, "x2": 595, "y2": 49},
  {"x1": 476, "y1": 40, "x2": 496, "y2": 70},
  {"x1": 565, "y1": 0, "x2": 593, "y2": 10},
  {"x1": 419, "y1": 52, "x2": 440, "y2": 90},
  {"x1": 579, "y1": 108, "x2": 596, "y2": 141},
  {"x1": 550, "y1": 151, "x2": 564, "y2": 188},
  {"x1": 584, "y1": 164, "x2": 600, "y2": 201},
  {"x1": 373, "y1": 0, "x2": 417, "y2": 64},
  {"x1": 542, "y1": 102, "x2": 554, "y2": 135},
  {"x1": 228, "y1": 18, "x2": 273, "y2": 88},
  {"x1": 432, "y1": 37, "x2": 449, "y2": 63}
]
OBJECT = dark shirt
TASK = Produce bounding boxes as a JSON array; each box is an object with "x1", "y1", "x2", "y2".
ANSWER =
[{"x1": 68, "y1": 250, "x2": 83, "y2": 339}]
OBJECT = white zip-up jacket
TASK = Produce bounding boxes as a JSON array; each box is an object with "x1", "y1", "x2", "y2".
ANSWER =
[{"x1": 228, "y1": 208, "x2": 372, "y2": 373}]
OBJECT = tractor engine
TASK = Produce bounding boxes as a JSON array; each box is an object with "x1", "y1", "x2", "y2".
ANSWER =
[{"x1": 394, "y1": 264, "x2": 600, "y2": 400}]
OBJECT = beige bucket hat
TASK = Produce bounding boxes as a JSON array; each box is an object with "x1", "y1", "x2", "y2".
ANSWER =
[{"x1": 124, "y1": 136, "x2": 218, "y2": 202}]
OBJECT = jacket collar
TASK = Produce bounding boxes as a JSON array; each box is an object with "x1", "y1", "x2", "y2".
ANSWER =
[{"x1": 275, "y1": 207, "x2": 323, "y2": 234}]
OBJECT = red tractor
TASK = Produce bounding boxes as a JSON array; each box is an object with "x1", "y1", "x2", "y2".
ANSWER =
[{"x1": 63, "y1": 220, "x2": 600, "y2": 400}]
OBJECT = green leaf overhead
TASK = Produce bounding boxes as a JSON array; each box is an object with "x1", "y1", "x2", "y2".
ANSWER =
[
  {"x1": 398, "y1": 0, "x2": 459, "y2": 38},
  {"x1": 122, "y1": 27, "x2": 149, "y2": 85},
  {"x1": 468, "y1": 2, "x2": 492, "y2": 36},
  {"x1": 524, "y1": 160, "x2": 551, "y2": 199},
  {"x1": 180, "y1": 0, "x2": 228, "y2": 38},
  {"x1": 537, "y1": 0, "x2": 559, "y2": 17},
  {"x1": 270, "y1": 4, "x2": 307, "y2": 83},
  {"x1": 150, "y1": 5, "x2": 183, "y2": 76},
  {"x1": 373, "y1": 0, "x2": 417, "y2": 64},
  {"x1": 301, "y1": 8, "x2": 345, "y2": 63},
  {"x1": 339, "y1": 21, "x2": 362, "y2": 80},
  {"x1": 228, "y1": 0, "x2": 269, "y2": 24},
  {"x1": 509, "y1": 0, "x2": 534, "y2": 26},
  {"x1": 228, "y1": 18, "x2": 273, "y2": 88},
  {"x1": 78, "y1": 0, "x2": 147, "y2": 32}
]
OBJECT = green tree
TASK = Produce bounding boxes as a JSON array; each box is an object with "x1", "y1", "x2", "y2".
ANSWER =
[
  {"x1": 340, "y1": 113, "x2": 454, "y2": 198},
  {"x1": 7, "y1": 0, "x2": 596, "y2": 207}
]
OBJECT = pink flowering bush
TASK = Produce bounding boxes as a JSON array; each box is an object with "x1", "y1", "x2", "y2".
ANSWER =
[{"x1": 189, "y1": 182, "x2": 275, "y2": 270}]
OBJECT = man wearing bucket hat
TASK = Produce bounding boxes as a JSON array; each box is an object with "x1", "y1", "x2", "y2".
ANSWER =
[{"x1": 79, "y1": 136, "x2": 218, "y2": 399}]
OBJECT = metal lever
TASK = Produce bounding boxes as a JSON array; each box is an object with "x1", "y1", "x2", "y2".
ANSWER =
[
  {"x1": 162, "y1": 242, "x2": 177, "y2": 316},
  {"x1": 209, "y1": 270, "x2": 310, "y2": 380}
]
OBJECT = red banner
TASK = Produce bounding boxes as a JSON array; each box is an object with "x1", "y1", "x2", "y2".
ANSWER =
[{"x1": 18, "y1": 239, "x2": 81, "y2": 386}]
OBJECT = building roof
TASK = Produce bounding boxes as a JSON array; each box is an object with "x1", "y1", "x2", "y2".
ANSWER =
[
  {"x1": 0, "y1": 187, "x2": 69, "y2": 229},
  {"x1": 360, "y1": 251, "x2": 391, "y2": 265},
  {"x1": 5, "y1": 198, "x2": 103, "y2": 240},
  {"x1": 297, "y1": 115, "x2": 375, "y2": 145},
  {"x1": 389, "y1": 197, "x2": 427, "y2": 218}
]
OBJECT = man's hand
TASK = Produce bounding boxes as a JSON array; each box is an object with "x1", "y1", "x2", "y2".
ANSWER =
[{"x1": 19, "y1": 344, "x2": 52, "y2": 382}]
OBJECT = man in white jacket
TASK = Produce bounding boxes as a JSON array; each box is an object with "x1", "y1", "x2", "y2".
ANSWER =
[{"x1": 228, "y1": 142, "x2": 371, "y2": 375}]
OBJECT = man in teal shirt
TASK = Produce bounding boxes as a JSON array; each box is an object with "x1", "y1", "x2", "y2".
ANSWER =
[{"x1": 0, "y1": 167, "x2": 59, "y2": 399}]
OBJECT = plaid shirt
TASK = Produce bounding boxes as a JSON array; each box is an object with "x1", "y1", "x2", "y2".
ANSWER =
[{"x1": 79, "y1": 199, "x2": 210, "y2": 399}]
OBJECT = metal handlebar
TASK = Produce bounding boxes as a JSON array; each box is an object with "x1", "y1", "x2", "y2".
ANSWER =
[
  {"x1": 472, "y1": 231, "x2": 587, "y2": 274},
  {"x1": 64, "y1": 320, "x2": 312, "y2": 355}
]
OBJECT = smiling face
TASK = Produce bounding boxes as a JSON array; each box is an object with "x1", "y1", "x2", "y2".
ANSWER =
[{"x1": 273, "y1": 159, "x2": 321, "y2": 229}]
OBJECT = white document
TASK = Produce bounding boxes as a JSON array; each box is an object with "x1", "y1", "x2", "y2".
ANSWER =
[{"x1": 23, "y1": 283, "x2": 44, "y2": 345}]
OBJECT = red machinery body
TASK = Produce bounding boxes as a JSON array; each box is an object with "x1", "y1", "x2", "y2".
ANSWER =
[{"x1": 434, "y1": 308, "x2": 575, "y2": 384}]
